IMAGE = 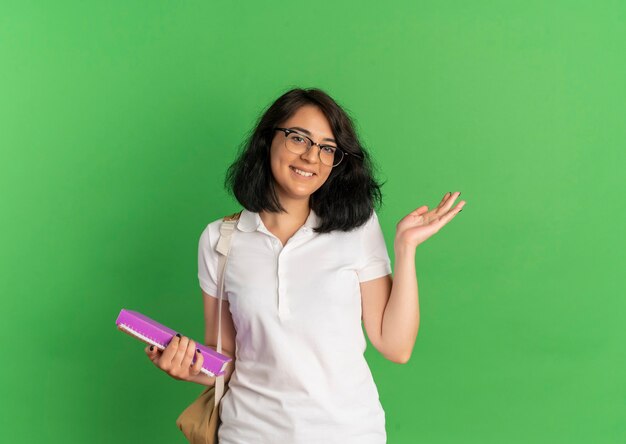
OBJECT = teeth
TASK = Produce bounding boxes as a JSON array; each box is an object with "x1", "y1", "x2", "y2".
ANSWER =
[{"x1": 292, "y1": 167, "x2": 313, "y2": 177}]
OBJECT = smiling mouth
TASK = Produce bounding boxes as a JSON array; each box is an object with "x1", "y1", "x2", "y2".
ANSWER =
[{"x1": 290, "y1": 166, "x2": 316, "y2": 177}]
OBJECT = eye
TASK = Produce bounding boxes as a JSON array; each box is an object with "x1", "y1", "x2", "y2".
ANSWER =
[
  {"x1": 322, "y1": 146, "x2": 336, "y2": 154},
  {"x1": 288, "y1": 134, "x2": 306, "y2": 144}
]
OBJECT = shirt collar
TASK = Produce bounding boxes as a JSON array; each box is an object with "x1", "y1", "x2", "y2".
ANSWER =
[{"x1": 237, "y1": 208, "x2": 319, "y2": 233}]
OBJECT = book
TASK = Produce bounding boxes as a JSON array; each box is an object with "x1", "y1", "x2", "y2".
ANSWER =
[{"x1": 115, "y1": 308, "x2": 232, "y2": 377}]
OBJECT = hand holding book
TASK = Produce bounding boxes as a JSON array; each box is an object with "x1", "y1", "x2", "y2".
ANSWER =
[
  {"x1": 116, "y1": 309, "x2": 232, "y2": 384},
  {"x1": 145, "y1": 333, "x2": 221, "y2": 387}
]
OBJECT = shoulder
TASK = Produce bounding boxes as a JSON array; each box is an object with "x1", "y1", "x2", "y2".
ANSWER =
[
  {"x1": 354, "y1": 209, "x2": 381, "y2": 234},
  {"x1": 326, "y1": 210, "x2": 381, "y2": 240},
  {"x1": 367, "y1": 209, "x2": 381, "y2": 225},
  {"x1": 325, "y1": 210, "x2": 380, "y2": 246},
  {"x1": 199, "y1": 211, "x2": 241, "y2": 246},
  {"x1": 356, "y1": 210, "x2": 387, "y2": 250}
]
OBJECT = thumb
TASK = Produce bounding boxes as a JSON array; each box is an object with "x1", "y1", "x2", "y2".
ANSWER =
[{"x1": 412, "y1": 205, "x2": 429, "y2": 216}]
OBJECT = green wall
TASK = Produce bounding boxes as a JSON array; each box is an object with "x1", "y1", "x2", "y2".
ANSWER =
[{"x1": 1, "y1": 1, "x2": 624, "y2": 442}]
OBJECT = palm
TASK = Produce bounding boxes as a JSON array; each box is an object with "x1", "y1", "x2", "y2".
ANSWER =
[{"x1": 395, "y1": 192, "x2": 466, "y2": 249}]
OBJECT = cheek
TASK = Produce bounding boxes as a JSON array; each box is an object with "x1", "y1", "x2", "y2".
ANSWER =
[
  {"x1": 270, "y1": 143, "x2": 291, "y2": 166},
  {"x1": 317, "y1": 169, "x2": 333, "y2": 185},
  {"x1": 268, "y1": 146, "x2": 284, "y2": 173}
]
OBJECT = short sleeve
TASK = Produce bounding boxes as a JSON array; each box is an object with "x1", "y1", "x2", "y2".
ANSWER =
[
  {"x1": 356, "y1": 211, "x2": 392, "y2": 282},
  {"x1": 197, "y1": 222, "x2": 226, "y2": 300}
]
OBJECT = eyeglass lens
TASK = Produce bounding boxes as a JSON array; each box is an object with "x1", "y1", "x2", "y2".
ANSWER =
[{"x1": 285, "y1": 132, "x2": 343, "y2": 167}]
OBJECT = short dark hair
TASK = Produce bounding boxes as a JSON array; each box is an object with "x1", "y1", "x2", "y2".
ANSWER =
[{"x1": 224, "y1": 87, "x2": 385, "y2": 233}]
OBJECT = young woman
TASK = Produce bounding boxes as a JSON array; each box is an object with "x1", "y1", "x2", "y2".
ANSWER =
[{"x1": 145, "y1": 87, "x2": 466, "y2": 443}]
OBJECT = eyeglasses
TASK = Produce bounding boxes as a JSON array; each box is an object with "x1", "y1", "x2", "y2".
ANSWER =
[{"x1": 274, "y1": 127, "x2": 362, "y2": 167}]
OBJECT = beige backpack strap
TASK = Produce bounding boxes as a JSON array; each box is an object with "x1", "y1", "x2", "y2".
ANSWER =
[{"x1": 214, "y1": 211, "x2": 241, "y2": 408}]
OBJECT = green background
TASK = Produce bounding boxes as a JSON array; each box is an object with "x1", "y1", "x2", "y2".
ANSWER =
[{"x1": 1, "y1": 1, "x2": 624, "y2": 442}]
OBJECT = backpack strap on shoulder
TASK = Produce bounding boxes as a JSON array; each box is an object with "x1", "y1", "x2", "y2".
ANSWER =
[
  {"x1": 213, "y1": 209, "x2": 241, "y2": 405},
  {"x1": 223, "y1": 210, "x2": 242, "y2": 221},
  {"x1": 216, "y1": 210, "x2": 241, "y2": 255}
]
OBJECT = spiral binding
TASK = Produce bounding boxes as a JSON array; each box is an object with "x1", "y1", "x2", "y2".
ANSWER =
[{"x1": 118, "y1": 322, "x2": 216, "y2": 377}]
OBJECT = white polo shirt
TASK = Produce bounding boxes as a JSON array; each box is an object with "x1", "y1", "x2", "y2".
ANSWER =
[{"x1": 198, "y1": 207, "x2": 392, "y2": 444}]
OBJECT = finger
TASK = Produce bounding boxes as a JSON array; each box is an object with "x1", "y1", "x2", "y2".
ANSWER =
[
  {"x1": 410, "y1": 205, "x2": 429, "y2": 216},
  {"x1": 436, "y1": 192, "x2": 451, "y2": 210},
  {"x1": 440, "y1": 191, "x2": 461, "y2": 213},
  {"x1": 189, "y1": 349, "x2": 204, "y2": 377},
  {"x1": 161, "y1": 333, "x2": 181, "y2": 364},
  {"x1": 180, "y1": 339, "x2": 197, "y2": 370},
  {"x1": 173, "y1": 335, "x2": 190, "y2": 367},
  {"x1": 145, "y1": 344, "x2": 162, "y2": 364},
  {"x1": 433, "y1": 200, "x2": 466, "y2": 229}
]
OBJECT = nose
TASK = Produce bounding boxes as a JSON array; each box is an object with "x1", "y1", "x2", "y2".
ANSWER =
[{"x1": 301, "y1": 143, "x2": 321, "y2": 164}]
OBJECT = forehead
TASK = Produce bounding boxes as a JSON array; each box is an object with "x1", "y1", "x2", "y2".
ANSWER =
[{"x1": 281, "y1": 105, "x2": 335, "y2": 142}]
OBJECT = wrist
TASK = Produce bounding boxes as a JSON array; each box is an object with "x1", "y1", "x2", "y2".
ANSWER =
[
  {"x1": 188, "y1": 372, "x2": 216, "y2": 387},
  {"x1": 394, "y1": 240, "x2": 417, "y2": 256}
]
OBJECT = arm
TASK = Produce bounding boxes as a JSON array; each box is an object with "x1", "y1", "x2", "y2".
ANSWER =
[
  {"x1": 188, "y1": 290, "x2": 237, "y2": 386},
  {"x1": 361, "y1": 243, "x2": 419, "y2": 364},
  {"x1": 361, "y1": 192, "x2": 465, "y2": 364}
]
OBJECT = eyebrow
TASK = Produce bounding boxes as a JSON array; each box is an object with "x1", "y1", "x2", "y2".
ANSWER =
[{"x1": 289, "y1": 126, "x2": 337, "y2": 144}]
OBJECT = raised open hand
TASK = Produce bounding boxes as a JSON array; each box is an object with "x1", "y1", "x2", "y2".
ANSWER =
[{"x1": 394, "y1": 191, "x2": 466, "y2": 250}]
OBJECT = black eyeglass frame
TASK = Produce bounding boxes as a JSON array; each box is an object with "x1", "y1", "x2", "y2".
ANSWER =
[{"x1": 274, "y1": 127, "x2": 363, "y2": 167}]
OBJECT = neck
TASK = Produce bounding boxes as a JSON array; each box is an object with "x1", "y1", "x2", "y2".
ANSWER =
[{"x1": 259, "y1": 197, "x2": 311, "y2": 231}]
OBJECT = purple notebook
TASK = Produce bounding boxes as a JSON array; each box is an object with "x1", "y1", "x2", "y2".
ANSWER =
[{"x1": 115, "y1": 309, "x2": 232, "y2": 377}]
